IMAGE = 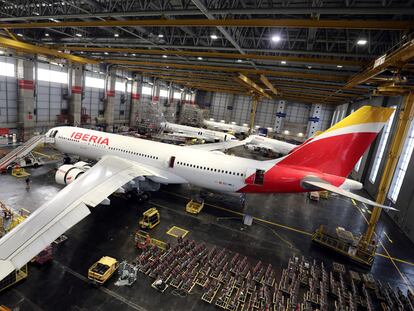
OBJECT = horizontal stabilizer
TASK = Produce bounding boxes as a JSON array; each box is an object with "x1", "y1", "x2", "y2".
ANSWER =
[{"x1": 303, "y1": 180, "x2": 398, "y2": 211}]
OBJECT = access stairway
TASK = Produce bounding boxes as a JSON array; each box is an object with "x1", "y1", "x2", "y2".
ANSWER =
[{"x1": 0, "y1": 135, "x2": 53, "y2": 172}]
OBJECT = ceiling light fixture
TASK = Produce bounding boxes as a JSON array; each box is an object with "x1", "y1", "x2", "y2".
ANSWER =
[
  {"x1": 237, "y1": 59, "x2": 242, "y2": 63},
  {"x1": 197, "y1": 57, "x2": 203, "y2": 60},
  {"x1": 162, "y1": 55, "x2": 168, "y2": 58},
  {"x1": 357, "y1": 39, "x2": 367, "y2": 46},
  {"x1": 75, "y1": 33, "x2": 82, "y2": 37},
  {"x1": 271, "y1": 35, "x2": 281, "y2": 42},
  {"x1": 337, "y1": 65, "x2": 343, "y2": 68},
  {"x1": 44, "y1": 33, "x2": 50, "y2": 37},
  {"x1": 16, "y1": 33, "x2": 23, "y2": 37},
  {"x1": 281, "y1": 60, "x2": 286, "y2": 65},
  {"x1": 104, "y1": 52, "x2": 108, "y2": 55},
  {"x1": 158, "y1": 34, "x2": 164, "y2": 38},
  {"x1": 114, "y1": 33, "x2": 119, "y2": 37},
  {"x1": 210, "y1": 34, "x2": 218, "y2": 40}
]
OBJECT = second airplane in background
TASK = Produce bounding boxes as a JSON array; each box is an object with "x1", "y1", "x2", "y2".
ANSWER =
[{"x1": 161, "y1": 121, "x2": 237, "y2": 142}]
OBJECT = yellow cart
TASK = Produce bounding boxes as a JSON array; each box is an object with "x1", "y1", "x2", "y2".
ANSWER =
[
  {"x1": 88, "y1": 256, "x2": 119, "y2": 285},
  {"x1": 186, "y1": 199, "x2": 204, "y2": 215},
  {"x1": 138, "y1": 208, "x2": 160, "y2": 229}
]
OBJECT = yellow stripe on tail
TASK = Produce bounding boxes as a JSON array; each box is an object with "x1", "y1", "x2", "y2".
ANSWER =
[{"x1": 326, "y1": 106, "x2": 395, "y2": 133}]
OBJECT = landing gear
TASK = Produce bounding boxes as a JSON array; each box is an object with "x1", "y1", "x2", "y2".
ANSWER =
[
  {"x1": 63, "y1": 156, "x2": 71, "y2": 164},
  {"x1": 239, "y1": 193, "x2": 246, "y2": 208},
  {"x1": 125, "y1": 189, "x2": 151, "y2": 203}
]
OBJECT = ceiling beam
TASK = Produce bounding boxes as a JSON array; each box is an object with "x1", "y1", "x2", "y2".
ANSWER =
[
  {"x1": 236, "y1": 74, "x2": 272, "y2": 99},
  {"x1": 268, "y1": 79, "x2": 368, "y2": 93},
  {"x1": 345, "y1": 40, "x2": 414, "y2": 88},
  {"x1": 111, "y1": 60, "x2": 349, "y2": 82},
  {"x1": 277, "y1": 86, "x2": 358, "y2": 98},
  {"x1": 0, "y1": 36, "x2": 96, "y2": 64},
  {"x1": 260, "y1": 75, "x2": 279, "y2": 95},
  {"x1": 274, "y1": 94, "x2": 339, "y2": 105},
  {"x1": 1, "y1": 8, "x2": 414, "y2": 22},
  {"x1": 147, "y1": 75, "x2": 241, "y2": 89},
  {"x1": 0, "y1": 19, "x2": 411, "y2": 30},
  {"x1": 64, "y1": 46, "x2": 362, "y2": 66},
  {"x1": 133, "y1": 68, "x2": 231, "y2": 80}
]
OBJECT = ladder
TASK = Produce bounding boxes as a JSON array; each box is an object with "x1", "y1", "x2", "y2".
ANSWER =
[{"x1": 0, "y1": 135, "x2": 48, "y2": 172}]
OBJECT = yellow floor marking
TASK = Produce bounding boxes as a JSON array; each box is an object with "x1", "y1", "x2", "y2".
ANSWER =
[
  {"x1": 166, "y1": 226, "x2": 189, "y2": 238},
  {"x1": 351, "y1": 199, "x2": 357, "y2": 206},
  {"x1": 352, "y1": 199, "x2": 413, "y2": 291},
  {"x1": 162, "y1": 191, "x2": 313, "y2": 237},
  {"x1": 161, "y1": 190, "x2": 414, "y2": 277},
  {"x1": 32, "y1": 151, "x2": 51, "y2": 158}
]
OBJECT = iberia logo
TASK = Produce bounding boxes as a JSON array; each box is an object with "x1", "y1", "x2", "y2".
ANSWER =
[{"x1": 71, "y1": 132, "x2": 109, "y2": 145}]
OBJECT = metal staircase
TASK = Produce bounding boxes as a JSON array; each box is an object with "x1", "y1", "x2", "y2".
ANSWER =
[{"x1": 0, "y1": 135, "x2": 53, "y2": 172}]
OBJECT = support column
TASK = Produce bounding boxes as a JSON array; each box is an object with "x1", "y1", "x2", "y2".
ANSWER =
[
  {"x1": 129, "y1": 78, "x2": 141, "y2": 127},
  {"x1": 17, "y1": 57, "x2": 35, "y2": 141},
  {"x1": 224, "y1": 94, "x2": 235, "y2": 123},
  {"x1": 274, "y1": 100, "x2": 286, "y2": 134},
  {"x1": 306, "y1": 103, "x2": 322, "y2": 138},
  {"x1": 69, "y1": 64, "x2": 83, "y2": 126},
  {"x1": 364, "y1": 92, "x2": 414, "y2": 244},
  {"x1": 152, "y1": 81, "x2": 160, "y2": 105},
  {"x1": 249, "y1": 96, "x2": 259, "y2": 135},
  {"x1": 104, "y1": 69, "x2": 116, "y2": 132}
]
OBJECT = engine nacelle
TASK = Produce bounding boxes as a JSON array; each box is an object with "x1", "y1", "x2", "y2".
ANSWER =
[
  {"x1": 55, "y1": 162, "x2": 90, "y2": 185},
  {"x1": 73, "y1": 161, "x2": 92, "y2": 169}
]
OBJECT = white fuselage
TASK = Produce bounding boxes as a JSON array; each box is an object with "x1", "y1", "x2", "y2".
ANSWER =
[
  {"x1": 50, "y1": 126, "x2": 274, "y2": 192},
  {"x1": 162, "y1": 122, "x2": 236, "y2": 142},
  {"x1": 246, "y1": 135, "x2": 297, "y2": 155},
  {"x1": 203, "y1": 120, "x2": 250, "y2": 134}
]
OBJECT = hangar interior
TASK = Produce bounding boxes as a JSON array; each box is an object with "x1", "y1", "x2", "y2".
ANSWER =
[{"x1": 0, "y1": 1, "x2": 414, "y2": 310}]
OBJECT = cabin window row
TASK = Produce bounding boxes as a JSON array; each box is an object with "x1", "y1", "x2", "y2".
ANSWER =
[
  {"x1": 176, "y1": 161, "x2": 242, "y2": 176},
  {"x1": 108, "y1": 147, "x2": 159, "y2": 160}
]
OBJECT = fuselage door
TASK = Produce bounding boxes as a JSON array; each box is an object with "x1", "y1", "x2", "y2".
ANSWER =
[{"x1": 245, "y1": 168, "x2": 265, "y2": 185}]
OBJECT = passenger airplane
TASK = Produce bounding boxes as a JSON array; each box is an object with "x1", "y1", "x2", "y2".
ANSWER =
[
  {"x1": 161, "y1": 121, "x2": 237, "y2": 142},
  {"x1": 0, "y1": 106, "x2": 396, "y2": 281},
  {"x1": 203, "y1": 119, "x2": 250, "y2": 135},
  {"x1": 245, "y1": 131, "x2": 323, "y2": 155},
  {"x1": 245, "y1": 135, "x2": 297, "y2": 155}
]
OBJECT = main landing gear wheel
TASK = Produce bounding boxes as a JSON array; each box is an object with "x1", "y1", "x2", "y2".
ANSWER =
[{"x1": 127, "y1": 190, "x2": 151, "y2": 203}]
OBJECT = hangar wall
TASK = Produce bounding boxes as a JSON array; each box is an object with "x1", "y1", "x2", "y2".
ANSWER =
[
  {"x1": 209, "y1": 92, "x2": 334, "y2": 136},
  {"x1": 334, "y1": 96, "x2": 414, "y2": 243}
]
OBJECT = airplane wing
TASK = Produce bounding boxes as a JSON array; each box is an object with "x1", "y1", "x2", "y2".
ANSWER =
[
  {"x1": 185, "y1": 139, "x2": 247, "y2": 151},
  {"x1": 0, "y1": 155, "x2": 158, "y2": 281},
  {"x1": 302, "y1": 180, "x2": 398, "y2": 211}
]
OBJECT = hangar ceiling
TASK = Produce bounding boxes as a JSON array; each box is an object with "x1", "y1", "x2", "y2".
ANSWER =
[{"x1": 0, "y1": 0, "x2": 413, "y2": 104}]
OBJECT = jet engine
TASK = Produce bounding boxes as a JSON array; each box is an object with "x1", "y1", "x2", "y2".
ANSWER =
[{"x1": 55, "y1": 161, "x2": 91, "y2": 185}]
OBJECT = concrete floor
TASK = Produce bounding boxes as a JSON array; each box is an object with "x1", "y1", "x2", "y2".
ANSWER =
[{"x1": 1, "y1": 146, "x2": 414, "y2": 310}]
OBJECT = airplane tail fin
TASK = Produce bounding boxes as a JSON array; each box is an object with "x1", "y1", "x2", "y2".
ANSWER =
[{"x1": 279, "y1": 106, "x2": 395, "y2": 177}]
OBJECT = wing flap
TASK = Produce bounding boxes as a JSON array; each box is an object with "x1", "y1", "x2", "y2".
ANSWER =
[{"x1": 303, "y1": 180, "x2": 398, "y2": 211}]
